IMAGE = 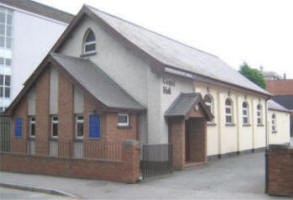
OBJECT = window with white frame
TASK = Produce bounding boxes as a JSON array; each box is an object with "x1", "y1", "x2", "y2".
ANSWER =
[
  {"x1": 257, "y1": 104, "x2": 262, "y2": 125},
  {"x1": 0, "y1": 8, "x2": 13, "y2": 49},
  {"x1": 272, "y1": 114, "x2": 276, "y2": 133},
  {"x1": 83, "y1": 29, "x2": 96, "y2": 54},
  {"x1": 118, "y1": 113, "x2": 129, "y2": 127},
  {"x1": 225, "y1": 98, "x2": 233, "y2": 124},
  {"x1": 0, "y1": 74, "x2": 10, "y2": 98},
  {"x1": 51, "y1": 116, "x2": 58, "y2": 138},
  {"x1": 29, "y1": 116, "x2": 36, "y2": 137},
  {"x1": 0, "y1": 107, "x2": 5, "y2": 112},
  {"x1": 75, "y1": 115, "x2": 84, "y2": 139},
  {"x1": 242, "y1": 102, "x2": 249, "y2": 125}
]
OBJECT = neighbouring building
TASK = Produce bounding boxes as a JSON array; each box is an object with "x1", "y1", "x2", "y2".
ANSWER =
[
  {"x1": 266, "y1": 79, "x2": 293, "y2": 137},
  {"x1": 3, "y1": 4, "x2": 291, "y2": 178},
  {"x1": 0, "y1": 0, "x2": 73, "y2": 112}
]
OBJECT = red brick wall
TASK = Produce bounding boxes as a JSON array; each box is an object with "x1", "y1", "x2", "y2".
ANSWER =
[
  {"x1": 106, "y1": 113, "x2": 138, "y2": 143},
  {"x1": 170, "y1": 118, "x2": 185, "y2": 169},
  {"x1": 266, "y1": 80, "x2": 293, "y2": 95},
  {"x1": 35, "y1": 68, "x2": 50, "y2": 155},
  {"x1": 0, "y1": 141, "x2": 140, "y2": 183},
  {"x1": 11, "y1": 94, "x2": 28, "y2": 153},
  {"x1": 267, "y1": 146, "x2": 293, "y2": 197}
]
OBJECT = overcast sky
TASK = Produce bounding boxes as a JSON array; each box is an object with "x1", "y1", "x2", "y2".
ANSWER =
[{"x1": 36, "y1": 0, "x2": 293, "y2": 79}]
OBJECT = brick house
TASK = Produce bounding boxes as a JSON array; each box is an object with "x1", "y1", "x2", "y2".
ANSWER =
[{"x1": 2, "y1": 4, "x2": 291, "y2": 179}]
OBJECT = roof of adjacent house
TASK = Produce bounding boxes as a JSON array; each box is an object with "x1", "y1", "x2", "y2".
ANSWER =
[
  {"x1": 272, "y1": 95, "x2": 293, "y2": 110},
  {"x1": 50, "y1": 53, "x2": 145, "y2": 111},
  {"x1": 268, "y1": 99, "x2": 291, "y2": 113},
  {"x1": 165, "y1": 93, "x2": 213, "y2": 120},
  {"x1": 84, "y1": 5, "x2": 270, "y2": 96},
  {"x1": 266, "y1": 79, "x2": 293, "y2": 96},
  {"x1": 0, "y1": 0, "x2": 73, "y2": 23}
]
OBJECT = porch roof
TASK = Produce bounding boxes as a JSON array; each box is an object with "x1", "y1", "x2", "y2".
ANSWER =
[{"x1": 164, "y1": 93, "x2": 213, "y2": 120}]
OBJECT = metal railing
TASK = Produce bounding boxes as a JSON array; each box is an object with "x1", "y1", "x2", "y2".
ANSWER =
[{"x1": 1, "y1": 139, "x2": 122, "y2": 161}]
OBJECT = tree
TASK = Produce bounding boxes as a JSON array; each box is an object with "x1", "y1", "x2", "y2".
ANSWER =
[{"x1": 239, "y1": 63, "x2": 266, "y2": 89}]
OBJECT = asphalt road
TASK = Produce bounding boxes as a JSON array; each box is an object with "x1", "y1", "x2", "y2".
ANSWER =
[{"x1": 0, "y1": 187, "x2": 72, "y2": 200}]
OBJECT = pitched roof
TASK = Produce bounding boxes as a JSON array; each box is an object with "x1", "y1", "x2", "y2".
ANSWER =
[
  {"x1": 0, "y1": 0, "x2": 73, "y2": 23},
  {"x1": 266, "y1": 79, "x2": 293, "y2": 95},
  {"x1": 85, "y1": 5, "x2": 270, "y2": 96},
  {"x1": 50, "y1": 53, "x2": 145, "y2": 111},
  {"x1": 268, "y1": 99, "x2": 291, "y2": 113},
  {"x1": 272, "y1": 95, "x2": 293, "y2": 110},
  {"x1": 165, "y1": 93, "x2": 213, "y2": 120}
]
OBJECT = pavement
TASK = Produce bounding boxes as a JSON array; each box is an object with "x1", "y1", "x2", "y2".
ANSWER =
[
  {"x1": 0, "y1": 187, "x2": 73, "y2": 200},
  {"x1": 0, "y1": 152, "x2": 289, "y2": 199}
]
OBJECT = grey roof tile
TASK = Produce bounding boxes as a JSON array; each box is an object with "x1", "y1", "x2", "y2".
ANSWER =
[
  {"x1": 51, "y1": 53, "x2": 145, "y2": 111},
  {"x1": 272, "y1": 95, "x2": 293, "y2": 110},
  {"x1": 87, "y1": 6, "x2": 270, "y2": 96},
  {"x1": 268, "y1": 99, "x2": 291, "y2": 113},
  {"x1": 0, "y1": 0, "x2": 73, "y2": 23},
  {"x1": 165, "y1": 93, "x2": 200, "y2": 117}
]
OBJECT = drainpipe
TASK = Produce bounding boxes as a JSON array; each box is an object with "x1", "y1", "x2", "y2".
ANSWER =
[{"x1": 265, "y1": 98, "x2": 269, "y2": 148}]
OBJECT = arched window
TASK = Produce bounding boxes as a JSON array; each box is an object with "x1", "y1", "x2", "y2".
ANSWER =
[
  {"x1": 242, "y1": 102, "x2": 249, "y2": 125},
  {"x1": 272, "y1": 114, "x2": 276, "y2": 133},
  {"x1": 256, "y1": 104, "x2": 262, "y2": 125},
  {"x1": 225, "y1": 98, "x2": 233, "y2": 124},
  {"x1": 83, "y1": 29, "x2": 96, "y2": 54},
  {"x1": 204, "y1": 95, "x2": 213, "y2": 113}
]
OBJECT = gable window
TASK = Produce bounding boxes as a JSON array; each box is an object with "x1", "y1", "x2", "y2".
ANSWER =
[
  {"x1": 272, "y1": 114, "x2": 276, "y2": 133},
  {"x1": 118, "y1": 113, "x2": 129, "y2": 127},
  {"x1": 225, "y1": 98, "x2": 233, "y2": 124},
  {"x1": 51, "y1": 116, "x2": 58, "y2": 138},
  {"x1": 83, "y1": 29, "x2": 96, "y2": 55},
  {"x1": 29, "y1": 116, "x2": 36, "y2": 138},
  {"x1": 0, "y1": 74, "x2": 11, "y2": 98},
  {"x1": 75, "y1": 115, "x2": 84, "y2": 139},
  {"x1": 242, "y1": 102, "x2": 249, "y2": 125},
  {"x1": 257, "y1": 104, "x2": 262, "y2": 125}
]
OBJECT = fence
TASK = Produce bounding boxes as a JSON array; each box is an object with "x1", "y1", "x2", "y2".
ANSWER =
[
  {"x1": 141, "y1": 144, "x2": 173, "y2": 178},
  {"x1": 4, "y1": 139, "x2": 122, "y2": 161},
  {"x1": 0, "y1": 115, "x2": 10, "y2": 152}
]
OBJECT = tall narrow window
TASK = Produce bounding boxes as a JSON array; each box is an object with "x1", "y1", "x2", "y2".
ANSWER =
[
  {"x1": 29, "y1": 116, "x2": 36, "y2": 138},
  {"x1": 51, "y1": 116, "x2": 58, "y2": 138},
  {"x1": 225, "y1": 98, "x2": 233, "y2": 124},
  {"x1": 0, "y1": 74, "x2": 10, "y2": 98},
  {"x1": 75, "y1": 115, "x2": 84, "y2": 139},
  {"x1": 83, "y1": 30, "x2": 96, "y2": 54},
  {"x1": 257, "y1": 104, "x2": 262, "y2": 125},
  {"x1": 242, "y1": 102, "x2": 249, "y2": 125},
  {"x1": 0, "y1": 8, "x2": 13, "y2": 49},
  {"x1": 272, "y1": 114, "x2": 276, "y2": 133}
]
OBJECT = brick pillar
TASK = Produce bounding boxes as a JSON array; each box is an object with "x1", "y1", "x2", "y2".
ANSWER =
[
  {"x1": 170, "y1": 118, "x2": 185, "y2": 169},
  {"x1": 122, "y1": 140, "x2": 140, "y2": 183},
  {"x1": 36, "y1": 69, "x2": 50, "y2": 155},
  {"x1": 58, "y1": 72, "x2": 74, "y2": 158}
]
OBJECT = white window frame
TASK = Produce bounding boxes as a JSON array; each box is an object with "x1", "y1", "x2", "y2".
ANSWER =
[
  {"x1": 0, "y1": 74, "x2": 11, "y2": 98},
  {"x1": 0, "y1": 8, "x2": 13, "y2": 49},
  {"x1": 225, "y1": 99, "x2": 233, "y2": 124},
  {"x1": 75, "y1": 115, "x2": 84, "y2": 139},
  {"x1": 272, "y1": 114, "x2": 276, "y2": 133},
  {"x1": 83, "y1": 30, "x2": 96, "y2": 55},
  {"x1": 242, "y1": 102, "x2": 249, "y2": 125},
  {"x1": 51, "y1": 116, "x2": 58, "y2": 138},
  {"x1": 117, "y1": 113, "x2": 129, "y2": 127},
  {"x1": 29, "y1": 116, "x2": 36, "y2": 138},
  {"x1": 256, "y1": 104, "x2": 262, "y2": 125}
]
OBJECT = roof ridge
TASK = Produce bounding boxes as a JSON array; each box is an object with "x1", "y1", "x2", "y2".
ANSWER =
[{"x1": 85, "y1": 5, "x2": 220, "y2": 59}]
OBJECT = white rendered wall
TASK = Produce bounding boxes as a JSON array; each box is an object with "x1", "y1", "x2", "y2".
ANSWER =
[
  {"x1": 268, "y1": 110, "x2": 290, "y2": 145},
  {"x1": 11, "y1": 8, "x2": 67, "y2": 102}
]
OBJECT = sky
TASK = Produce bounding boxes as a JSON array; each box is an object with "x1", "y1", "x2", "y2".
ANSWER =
[{"x1": 36, "y1": 0, "x2": 293, "y2": 79}]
